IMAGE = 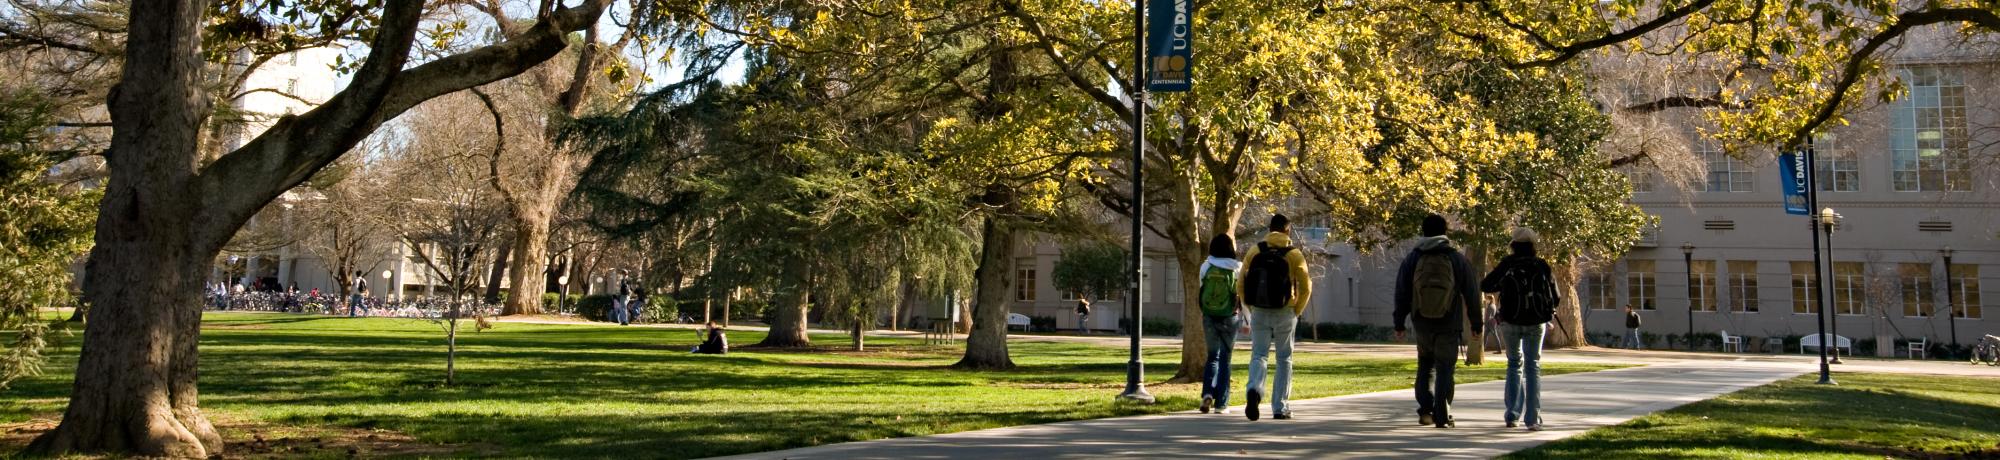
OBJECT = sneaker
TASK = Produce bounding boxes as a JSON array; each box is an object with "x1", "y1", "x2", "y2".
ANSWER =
[
  {"x1": 1418, "y1": 413, "x2": 1434, "y2": 427},
  {"x1": 1201, "y1": 396, "x2": 1214, "y2": 414},
  {"x1": 1274, "y1": 413, "x2": 1293, "y2": 420},
  {"x1": 1527, "y1": 424, "x2": 1544, "y2": 432},
  {"x1": 1246, "y1": 389, "x2": 1262, "y2": 421},
  {"x1": 1435, "y1": 416, "x2": 1455, "y2": 429},
  {"x1": 1506, "y1": 421, "x2": 1517, "y2": 428},
  {"x1": 1217, "y1": 407, "x2": 1232, "y2": 415}
]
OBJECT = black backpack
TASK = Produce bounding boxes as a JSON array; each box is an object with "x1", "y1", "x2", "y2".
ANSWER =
[
  {"x1": 1243, "y1": 243, "x2": 1294, "y2": 309},
  {"x1": 1504, "y1": 262, "x2": 1559, "y2": 325}
]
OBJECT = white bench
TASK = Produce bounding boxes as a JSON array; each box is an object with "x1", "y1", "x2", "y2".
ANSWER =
[
  {"x1": 1799, "y1": 334, "x2": 1852, "y2": 356},
  {"x1": 1007, "y1": 313, "x2": 1032, "y2": 332}
]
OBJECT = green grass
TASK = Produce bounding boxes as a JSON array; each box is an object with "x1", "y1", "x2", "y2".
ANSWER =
[
  {"x1": 5, "y1": 313, "x2": 1619, "y2": 459},
  {"x1": 1508, "y1": 373, "x2": 2000, "y2": 459}
]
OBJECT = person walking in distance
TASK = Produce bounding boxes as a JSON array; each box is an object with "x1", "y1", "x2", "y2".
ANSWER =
[
  {"x1": 348, "y1": 271, "x2": 370, "y2": 317},
  {"x1": 1197, "y1": 234, "x2": 1245, "y2": 415},
  {"x1": 1075, "y1": 297, "x2": 1092, "y2": 335},
  {"x1": 1623, "y1": 305, "x2": 1644, "y2": 349},
  {"x1": 1238, "y1": 214, "x2": 1312, "y2": 421},
  {"x1": 615, "y1": 270, "x2": 634, "y2": 326},
  {"x1": 1393, "y1": 214, "x2": 1483, "y2": 428},
  {"x1": 1481, "y1": 227, "x2": 1558, "y2": 431}
]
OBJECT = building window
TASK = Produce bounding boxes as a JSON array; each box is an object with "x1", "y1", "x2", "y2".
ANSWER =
[
  {"x1": 1949, "y1": 264, "x2": 1982, "y2": 319},
  {"x1": 1629, "y1": 169, "x2": 1656, "y2": 194},
  {"x1": 1163, "y1": 259, "x2": 1183, "y2": 304},
  {"x1": 1015, "y1": 259, "x2": 1037, "y2": 302},
  {"x1": 1813, "y1": 133, "x2": 1859, "y2": 192},
  {"x1": 1891, "y1": 67, "x2": 1971, "y2": 192},
  {"x1": 1727, "y1": 261, "x2": 1758, "y2": 313},
  {"x1": 1628, "y1": 260, "x2": 1657, "y2": 310},
  {"x1": 1698, "y1": 138, "x2": 1754, "y2": 192},
  {"x1": 1791, "y1": 261, "x2": 1820, "y2": 314},
  {"x1": 1689, "y1": 260, "x2": 1717, "y2": 312},
  {"x1": 1584, "y1": 271, "x2": 1617, "y2": 310},
  {"x1": 1902, "y1": 263, "x2": 1934, "y2": 317},
  {"x1": 1833, "y1": 262, "x2": 1864, "y2": 315},
  {"x1": 285, "y1": 78, "x2": 298, "y2": 96}
]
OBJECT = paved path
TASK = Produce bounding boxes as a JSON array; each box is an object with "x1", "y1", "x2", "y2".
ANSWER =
[{"x1": 710, "y1": 362, "x2": 1802, "y2": 460}]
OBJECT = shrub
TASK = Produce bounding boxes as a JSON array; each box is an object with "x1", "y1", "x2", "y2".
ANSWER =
[
  {"x1": 574, "y1": 295, "x2": 617, "y2": 322},
  {"x1": 1030, "y1": 316, "x2": 1058, "y2": 333},
  {"x1": 1117, "y1": 317, "x2": 1181, "y2": 337}
]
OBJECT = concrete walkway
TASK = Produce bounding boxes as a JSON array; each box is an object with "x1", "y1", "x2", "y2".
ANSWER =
[{"x1": 710, "y1": 362, "x2": 1802, "y2": 460}]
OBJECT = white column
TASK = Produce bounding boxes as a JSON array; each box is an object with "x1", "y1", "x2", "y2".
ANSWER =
[
  {"x1": 277, "y1": 247, "x2": 293, "y2": 288},
  {"x1": 390, "y1": 243, "x2": 407, "y2": 301}
]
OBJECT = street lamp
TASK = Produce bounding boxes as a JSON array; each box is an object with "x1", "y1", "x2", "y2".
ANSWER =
[
  {"x1": 1943, "y1": 246, "x2": 1958, "y2": 347},
  {"x1": 1821, "y1": 208, "x2": 1842, "y2": 364},
  {"x1": 1115, "y1": 0, "x2": 1154, "y2": 405},
  {"x1": 1681, "y1": 242, "x2": 1696, "y2": 351},
  {"x1": 380, "y1": 270, "x2": 393, "y2": 301},
  {"x1": 1804, "y1": 145, "x2": 1834, "y2": 385}
]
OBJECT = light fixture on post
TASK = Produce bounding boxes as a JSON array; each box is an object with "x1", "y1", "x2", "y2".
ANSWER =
[
  {"x1": 1681, "y1": 242, "x2": 1695, "y2": 351},
  {"x1": 1820, "y1": 208, "x2": 1843, "y2": 364},
  {"x1": 1942, "y1": 246, "x2": 1958, "y2": 347}
]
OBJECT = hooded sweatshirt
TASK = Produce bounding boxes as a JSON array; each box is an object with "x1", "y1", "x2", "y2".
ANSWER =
[
  {"x1": 1393, "y1": 236, "x2": 1483, "y2": 335},
  {"x1": 1235, "y1": 232, "x2": 1313, "y2": 316},
  {"x1": 1480, "y1": 242, "x2": 1555, "y2": 326},
  {"x1": 1198, "y1": 256, "x2": 1244, "y2": 315}
]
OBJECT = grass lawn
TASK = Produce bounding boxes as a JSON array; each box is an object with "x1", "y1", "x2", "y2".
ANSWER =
[
  {"x1": 1508, "y1": 373, "x2": 2000, "y2": 459},
  {"x1": 4, "y1": 313, "x2": 1619, "y2": 459}
]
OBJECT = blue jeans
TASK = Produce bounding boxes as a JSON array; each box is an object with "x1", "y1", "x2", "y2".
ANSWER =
[
  {"x1": 1245, "y1": 308, "x2": 1297, "y2": 415},
  {"x1": 1502, "y1": 322, "x2": 1546, "y2": 425},
  {"x1": 349, "y1": 295, "x2": 366, "y2": 317},
  {"x1": 1201, "y1": 313, "x2": 1241, "y2": 407},
  {"x1": 614, "y1": 299, "x2": 629, "y2": 325},
  {"x1": 1623, "y1": 328, "x2": 1642, "y2": 349}
]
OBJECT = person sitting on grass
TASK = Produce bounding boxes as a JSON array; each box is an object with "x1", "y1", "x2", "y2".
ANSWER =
[{"x1": 693, "y1": 322, "x2": 729, "y2": 355}]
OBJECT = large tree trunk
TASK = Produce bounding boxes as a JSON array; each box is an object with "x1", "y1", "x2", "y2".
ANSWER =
[
  {"x1": 756, "y1": 258, "x2": 813, "y2": 347},
  {"x1": 501, "y1": 217, "x2": 551, "y2": 316},
  {"x1": 1549, "y1": 262, "x2": 1586, "y2": 348},
  {"x1": 483, "y1": 240, "x2": 511, "y2": 305},
  {"x1": 29, "y1": 1, "x2": 220, "y2": 455},
  {"x1": 956, "y1": 216, "x2": 1017, "y2": 369}
]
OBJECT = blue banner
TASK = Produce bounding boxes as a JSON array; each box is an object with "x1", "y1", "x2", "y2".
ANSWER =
[
  {"x1": 1778, "y1": 152, "x2": 1810, "y2": 215},
  {"x1": 1146, "y1": 0, "x2": 1190, "y2": 92}
]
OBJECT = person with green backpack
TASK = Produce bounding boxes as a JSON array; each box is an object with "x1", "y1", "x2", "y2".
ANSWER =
[
  {"x1": 1393, "y1": 214, "x2": 1483, "y2": 429},
  {"x1": 1197, "y1": 233, "x2": 1244, "y2": 414},
  {"x1": 1236, "y1": 214, "x2": 1312, "y2": 421}
]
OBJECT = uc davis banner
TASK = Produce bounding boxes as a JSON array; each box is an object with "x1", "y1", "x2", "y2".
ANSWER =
[
  {"x1": 1778, "y1": 152, "x2": 1810, "y2": 215},
  {"x1": 1146, "y1": 0, "x2": 1190, "y2": 92}
]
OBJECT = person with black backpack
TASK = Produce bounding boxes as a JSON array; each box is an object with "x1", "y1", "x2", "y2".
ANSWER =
[
  {"x1": 1481, "y1": 227, "x2": 1557, "y2": 431},
  {"x1": 1393, "y1": 214, "x2": 1482, "y2": 429},
  {"x1": 1236, "y1": 214, "x2": 1312, "y2": 421},
  {"x1": 1196, "y1": 233, "x2": 1244, "y2": 415}
]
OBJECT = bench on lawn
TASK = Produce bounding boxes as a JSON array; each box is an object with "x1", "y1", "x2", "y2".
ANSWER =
[{"x1": 1798, "y1": 333, "x2": 1852, "y2": 356}]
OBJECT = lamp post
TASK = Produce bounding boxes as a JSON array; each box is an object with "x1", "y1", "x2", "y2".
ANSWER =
[
  {"x1": 1804, "y1": 145, "x2": 1834, "y2": 385},
  {"x1": 1115, "y1": 0, "x2": 1154, "y2": 405},
  {"x1": 1821, "y1": 208, "x2": 1843, "y2": 364},
  {"x1": 1681, "y1": 242, "x2": 1696, "y2": 351},
  {"x1": 380, "y1": 270, "x2": 393, "y2": 302},
  {"x1": 1943, "y1": 246, "x2": 1958, "y2": 347}
]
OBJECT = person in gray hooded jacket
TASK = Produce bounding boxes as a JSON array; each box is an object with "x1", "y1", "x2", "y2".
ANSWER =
[{"x1": 1392, "y1": 214, "x2": 1483, "y2": 429}]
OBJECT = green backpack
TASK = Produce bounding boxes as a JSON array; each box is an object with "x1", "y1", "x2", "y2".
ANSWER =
[
  {"x1": 1413, "y1": 253, "x2": 1457, "y2": 319},
  {"x1": 1199, "y1": 265, "x2": 1237, "y2": 318}
]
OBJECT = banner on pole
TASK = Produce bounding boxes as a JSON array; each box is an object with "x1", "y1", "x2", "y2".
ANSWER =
[
  {"x1": 1146, "y1": 0, "x2": 1190, "y2": 92},
  {"x1": 1778, "y1": 152, "x2": 1810, "y2": 215}
]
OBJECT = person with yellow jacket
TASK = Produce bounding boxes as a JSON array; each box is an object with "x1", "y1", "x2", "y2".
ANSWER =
[{"x1": 1236, "y1": 214, "x2": 1313, "y2": 421}]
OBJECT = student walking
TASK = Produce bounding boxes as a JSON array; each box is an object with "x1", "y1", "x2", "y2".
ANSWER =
[
  {"x1": 1623, "y1": 305, "x2": 1644, "y2": 349},
  {"x1": 1393, "y1": 214, "x2": 1482, "y2": 429},
  {"x1": 614, "y1": 270, "x2": 634, "y2": 326},
  {"x1": 1197, "y1": 234, "x2": 1244, "y2": 415},
  {"x1": 1075, "y1": 297, "x2": 1092, "y2": 335},
  {"x1": 1481, "y1": 227, "x2": 1558, "y2": 431},
  {"x1": 348, "y1": 272, "x2": 370, "y2": 317},
  {"x1": 1239, "y1": 214, "x2": 1312, "y2": 421}
]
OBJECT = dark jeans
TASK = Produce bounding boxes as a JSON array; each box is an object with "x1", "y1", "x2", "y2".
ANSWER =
[
  {"x1": 1414, "y1": 328, "x2": 1462, "y2": 422},
  {"x1": 1201, "y1": 314, "x2": 1240, "y2": 406}
]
